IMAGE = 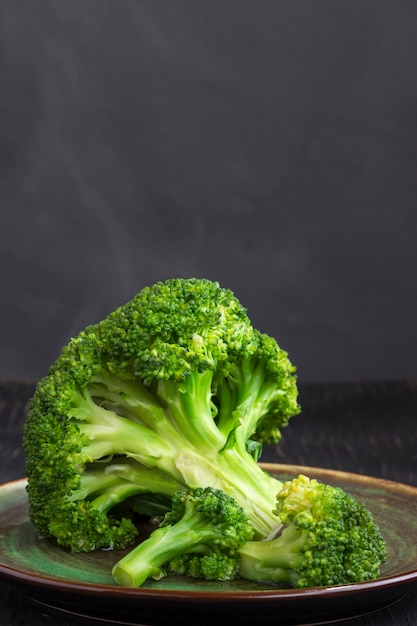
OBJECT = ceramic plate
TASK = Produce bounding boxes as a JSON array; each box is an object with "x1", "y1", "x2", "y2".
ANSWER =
[{"x1": 1, "y1": 464, "x2": 417, "y2": 625}]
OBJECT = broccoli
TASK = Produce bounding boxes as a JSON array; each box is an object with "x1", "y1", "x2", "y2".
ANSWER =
[
  {"x1": 23, "y1": 278, "x2": 299, "y2": 551},
  {"x1": 113, "y1": 476, "x2": 386, "y2": 589},
  {"x1": 237, "y1": 474, "x2": 387, "y2": 588},
  {"x1": 112, "y1": 486, "x2": 255, "y2": 587}
]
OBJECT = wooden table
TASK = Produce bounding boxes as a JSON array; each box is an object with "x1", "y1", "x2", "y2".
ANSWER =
[{"x1": 1, "y1": 378, "x2": 417, "y2": 625}]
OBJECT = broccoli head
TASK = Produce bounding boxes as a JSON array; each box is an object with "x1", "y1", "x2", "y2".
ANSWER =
[
  {"x1": 112, "y1": 487, "x2": 255, "y2": 587},
  {"x1": 237, "y1": 474, "x2": 387, "y2": 588},
  {"x1": 23, "y1": 278, "x2": 300, "y2": 551}
]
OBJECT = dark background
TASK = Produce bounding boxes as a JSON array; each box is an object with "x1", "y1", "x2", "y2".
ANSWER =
[{"x1": 1, "y1": 0, "x2": 416, "y2": 384}]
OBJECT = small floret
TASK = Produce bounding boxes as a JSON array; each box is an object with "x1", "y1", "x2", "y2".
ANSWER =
[
  {"x1": 112, "y1": 487, "x2": 255, "y2": 587},
  {"x1": 237, "y1": 474, "x2": 387, "y2": 588},
  {"x1": 23, "y1": 278, "x2": 300, "y2": 551}
]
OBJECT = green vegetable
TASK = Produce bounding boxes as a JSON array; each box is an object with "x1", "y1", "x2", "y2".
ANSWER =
[
  {"x1": 23, "y1": 278, "x2": 299, "y2": 551},
  {"x1": 113, "y1": 476, "x2": 386, "y2": 589},
  {"x1": 112, "y1": 487, "x2": 255, "y2": 587},
  {"x1": 237, "y1": 474, "x2": 387, "y2": 588}
]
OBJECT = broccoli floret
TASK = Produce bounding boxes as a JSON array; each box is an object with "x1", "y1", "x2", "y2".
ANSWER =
[
  {"x1": 237, "y1": 474, "x2": 387, "y2": 588},
  {"x1": 23, "y1": 278, "x2": 299, "y2": 551},
  {"x1": 112, "y1": 487, "x2": 255, "y2": 587}
]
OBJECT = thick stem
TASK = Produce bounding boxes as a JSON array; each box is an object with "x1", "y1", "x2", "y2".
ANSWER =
[
  {"x1": 112, "y1": 517, "x2": 212, "y2": 587},
  {"x1": 71, "y1": 392, "x2": 185, "y2": 478},
  {"x1": 237, "y1": 526, "x2": 305, "y2": 584},
  {"x1": 174, "y1": 447, "x2": 282, "y2": 537},
  {"x1": 215, "y1": 359, "x2": 268, "y2": 444},
  {"x1": 157, "y1": 370, "x2": 227, "y2": 452}
]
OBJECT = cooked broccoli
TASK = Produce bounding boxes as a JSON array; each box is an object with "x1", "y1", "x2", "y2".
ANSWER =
[
  {"x1": 112, "y1": 486, "x2": 255, "y2": 587},
  {"x1": 237, "y1": 474, "x2": 387, "y2": 588},
  {"x1": 113, "y1": 476, "x2": 386, "y2": 589},
  {"x1": 23, "y1": 278, "x2": 299, "y2": 551}
]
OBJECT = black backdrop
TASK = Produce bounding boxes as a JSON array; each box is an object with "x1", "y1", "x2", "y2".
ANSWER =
[{"x1": 1, "y1": 0, "x2": 417, "y2": 383}]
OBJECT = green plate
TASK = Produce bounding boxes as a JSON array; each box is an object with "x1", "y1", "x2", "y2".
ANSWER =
[{"x1": 1, "y1": 464, "x2": 417, "y2": 625}]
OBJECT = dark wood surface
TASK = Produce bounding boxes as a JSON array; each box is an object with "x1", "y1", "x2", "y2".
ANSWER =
[{"x1": 1, "y1": 378, "x2": 417, "y2": 625}]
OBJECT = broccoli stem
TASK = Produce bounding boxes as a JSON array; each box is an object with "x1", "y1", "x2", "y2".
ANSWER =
[
  {"x1": 237, "y1": 525, "x2": 307, "y2": 585},
  {"x1": 216, "y1": 359, "x2": 264, "y2": 440},
  {"x1": 215, "y1": 449, "x2": 282, "y2": 535},
  {"x1": 70, "y1": 389, "x2": 183, "y2": 474},
  {"x1": 71, "y1": 460, "x2": 185, "y2": 513},
  {"x1": 91, "y1": 482, "x2": 148, "y2": 513},
  {"x1": 157, "y1": 370, "x2": 227, "y2": 452},
  {"x1": 217, "y1": 358, "x2": 283, "y2": 446},
  {"x1": 83, "y1": 369, "x2": 226, "y2": 462},
  {"x1": 69, "y1": 470, "x2": 125, "y2": 503},
  {"x1": 88, "y1": 372, "x2": 174, "y2": 434},
  {"x1": 103, "y1": 459, "x2": 186, "y2": 495},
  {"x1": 173, "y1": 447, "x2": 281, "y2": 537},
  {"x1": 112, "y1": 514, "x2": 213, "y2": 587}
]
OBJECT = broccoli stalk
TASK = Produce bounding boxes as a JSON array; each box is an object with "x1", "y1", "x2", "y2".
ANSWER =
[
  {"x1": 237, "y1": 475, "x2": 387, "y2": 588},
  {"x1": 24, "y1": 278, "x2": 300, "y2": 551},
  {"x1": 67, "y1": 459, "x2": 185, "y2": 514},
  {"x1": 112, "y1": 487, "x2": 255, "y2": 587}
]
